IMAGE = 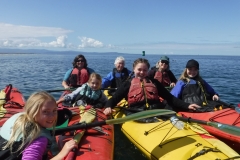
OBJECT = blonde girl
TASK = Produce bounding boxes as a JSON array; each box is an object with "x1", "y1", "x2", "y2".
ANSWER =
[
  {"x1": 57, "y1": 73, "x2": 108, "y2": 108},
  {"x1": 0, "y1": 91, "x2": 77, "y2": 160}
]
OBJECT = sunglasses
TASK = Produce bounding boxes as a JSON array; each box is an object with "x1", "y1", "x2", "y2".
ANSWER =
[
  {"x1": 161, "y1": 60, "x2": 169, "y2": 65},
  {"x1": 77, "y1": 59, "x2": 85, "y2": 62}
]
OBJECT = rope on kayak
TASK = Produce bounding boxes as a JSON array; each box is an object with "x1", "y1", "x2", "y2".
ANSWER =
[
  {"x1": 188, "y1": 147, "x2": 220, "y2": 160},
  {"x1": 209, "y1": 108, "x2": 240, "y2": 126}
]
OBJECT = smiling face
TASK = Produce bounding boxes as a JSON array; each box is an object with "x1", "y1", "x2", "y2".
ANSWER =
[
  {"x1": 133, "y1": 62, "x2": 149, "y2": 80},
  {"x1": 158, "y1": 60, "x2": 169, "y2": 70},
  {"x1": 186, "y1": 67, "x2": 199, "y2": 78},
  {"x1": 35, "y1": 100, "x2": 58, "y2": 128},
  {"x1": 76, "y1": 58, "x2": 85, "y2": 68},
  {"x1": 88, "y1": 77, "x2": 101, "y2": 90},
  {"x1": 115, "y1": 60, "x2": 125, "y2": 72}
]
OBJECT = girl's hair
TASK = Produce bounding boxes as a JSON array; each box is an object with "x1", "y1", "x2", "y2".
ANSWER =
[
  {"x1": 179, "y1": 68, "x2": 201, "y2": 82},
  {"x1": 114, "y1": 56, "x2": 125, "y2": 65},
  {"x1": 88, "y1": 73, "x2": 102, "y2": 89},
  {"x1": 132, "y1": 58, "x2": 150, "y2": 69},
  {"x1": 72, "y1": 54, "x2": 88, "y2": 68},
  {"x1": 3, "y1": 91, "x2": 57, "y2": 153}
]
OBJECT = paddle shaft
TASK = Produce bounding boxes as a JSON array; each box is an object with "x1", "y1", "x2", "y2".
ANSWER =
[
  {"x1": 54, "y1": 109, "x2": 175, "y2": 135},
  {"x1": 46, "y1": 88, "x2": 117, "y2": 93},
  {"x1": 115, "y1": 106, "x2": 240, "y2": 136}
]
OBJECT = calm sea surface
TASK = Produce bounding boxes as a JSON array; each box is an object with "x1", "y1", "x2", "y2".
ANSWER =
[{"x1": 1, "y1": 53, "x2": 240, "y2": 159}]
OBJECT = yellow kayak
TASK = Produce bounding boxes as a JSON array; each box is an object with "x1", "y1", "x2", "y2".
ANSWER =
[{"x1": 105, "y1": 91, "x2": 240, "y2": 160}]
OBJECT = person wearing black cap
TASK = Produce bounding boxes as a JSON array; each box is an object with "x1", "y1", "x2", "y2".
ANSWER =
[
  {"x1": 148, "y1": 56, "x2": 177, "y2": 87},
  {"x1": 170, "y1": 59, "x2": 220, "y2": 112}
]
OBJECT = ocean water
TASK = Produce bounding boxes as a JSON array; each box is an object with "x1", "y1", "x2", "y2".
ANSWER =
[{"x1": 1, "y1": 52, "x2": 240, "y2": 159}]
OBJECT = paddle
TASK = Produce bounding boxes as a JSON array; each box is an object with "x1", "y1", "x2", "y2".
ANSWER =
[
  {"x1": 54, "y1": 109, "x2": 175, "y2": 135},
  {"x1": 46, "y1": 88, "x2": 117, "y2": 93},
  {"x1": 167, "y1": 114, "x2": 240, "y2": 136},
  {"x1": 65, "y1": 107, "x2": 96, "y2": 160}
]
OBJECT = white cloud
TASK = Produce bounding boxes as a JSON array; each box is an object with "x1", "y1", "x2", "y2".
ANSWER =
[
  {"x1": 0, "y1": 23, "x2": 72, "y2": 38},
  {"x1": 78, "y1": 37, "x2": 104, "y2": 48}
]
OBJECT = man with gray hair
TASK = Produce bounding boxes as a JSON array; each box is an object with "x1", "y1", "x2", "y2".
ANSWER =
[{"x1": 102, "y1": 56, "x2": 132, "y2": 95}]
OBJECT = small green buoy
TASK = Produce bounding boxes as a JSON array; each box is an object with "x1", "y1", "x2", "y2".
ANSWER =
[{"x1": 142, "y1": 51, "x2": 145, "y2": 56}]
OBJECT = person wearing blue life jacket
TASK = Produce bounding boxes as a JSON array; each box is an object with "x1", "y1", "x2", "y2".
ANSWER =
[
  {"x1": 62, "y1": 54, "x2": 95, "y2": 89},
  {"x1": 102, "y1": 56, "x2": 132, "y2": 96},
  {"x1": 103, "y1": 58, "x2": 201, "y2": 122},
  {"x1": 171, "y1": 59, "x2": 220, "y2": 112},
  {"x1": 148, "y1": 56, "x2": 177, "y2": 87},
  {"x1": 57, "y1": 73, "x2": 108, "y2": 108},
  {"x1": 0, "y1": 91, "x2": 77, "y2": 160}
]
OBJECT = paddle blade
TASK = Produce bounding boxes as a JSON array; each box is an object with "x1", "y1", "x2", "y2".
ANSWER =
[
  {"x1": 207, "y1": 122, "x2": 240, "y2": 136},
  {"x1": 106, "y1": 109, "x2": 175, "y2": 124}
]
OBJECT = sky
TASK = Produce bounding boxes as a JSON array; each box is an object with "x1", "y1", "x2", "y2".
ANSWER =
[{"x1": 0, "y1": 0, "x2": 240, "y2": 55}]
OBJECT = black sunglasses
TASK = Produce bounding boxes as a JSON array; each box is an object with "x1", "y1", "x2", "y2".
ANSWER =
[
  {"x1": 77, "y1": 59, "x2": 85, "y2": 62},
  {"x1": 161, "y1": 60, "x2": 169, "y2": 65}
]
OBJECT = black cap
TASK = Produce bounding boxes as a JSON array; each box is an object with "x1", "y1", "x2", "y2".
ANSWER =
[{"x1": 186, "y1": 59, "x2": 199, "y2": 69}]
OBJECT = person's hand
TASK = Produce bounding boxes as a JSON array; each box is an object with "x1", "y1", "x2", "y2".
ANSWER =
[
  {"x1": 53, "y1": 139, "x2": 77, "y2": 160},
  {"x1": 212, "y1": 95, "x2": 219, "y2": 101},
  {"x1": 188, "y1": 104, "x2": 201, "y2": 110},
  {"x1": 64, "y1": 86, "x2": 70, "y2": 89},
  {"x1": 103, "y1": 107, "x2": 115, "y2": 115},
  {"x1": 170, "y1": 83, "x2": 175, "y2": 87}
]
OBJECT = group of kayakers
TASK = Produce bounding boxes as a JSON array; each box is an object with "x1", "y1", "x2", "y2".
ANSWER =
[{"x1": 0, "y1": 53, "x2": 222, "y2": 159}]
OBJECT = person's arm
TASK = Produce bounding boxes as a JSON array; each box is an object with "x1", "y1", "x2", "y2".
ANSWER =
[
  {"x1": 203, "y1": 80, "x2": 219, "y2": 100},
  {"x1": 56, "y1": 86, "x2": 83, "y2": 104},
  {"x1": 92, "y1": 92, "x2": 108, "y2": 109},
  {"x1": 106, "y1": 81, "x2": 130, "y2": 108},
  {"x1": 167, "y1": 70, "x2": 178, "y2": 83},
  {"x1": 62, "y1": 69, "x2": 72, "y2": 89},
  {"x1": 22, "y1": 137, "x2": 48, "y2": 160},
  {"x1": 170, "y1": 80, "x2": 185, "y2": 98},
  {"x1": 102, "y1": 72, "x2": 114, "y2": 88},
  {"x1": 103, "y1": 81, "x2": 130, "y2": 115},
  {"x1": 148, "y1": 69, "x2": 156, "y2": 79}
]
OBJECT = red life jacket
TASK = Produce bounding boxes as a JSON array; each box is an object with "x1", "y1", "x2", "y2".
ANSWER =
[
  {"x1": 68, "y1": 68, "x2": 89, "y2": 87},
  {"x1": 154, "y1": 71, "x2": 171, "y2": 87},
  {"x1": 128, "y1": 78, "x2": 159, "y2": 105}
]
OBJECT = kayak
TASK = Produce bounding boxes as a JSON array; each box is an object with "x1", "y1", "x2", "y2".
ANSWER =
[
  {"x1": 57, "y1": 91, "x2": 114, "y2": 160},
  {"x1": 178, "y1": 107, "x2": 240, "y2": 153},
  {"x1": 104, "y1": 91, "x2": 240, "y2": 160},
  {"x1": 0, "y1": 84, "x2": 25, "y2": 127}
]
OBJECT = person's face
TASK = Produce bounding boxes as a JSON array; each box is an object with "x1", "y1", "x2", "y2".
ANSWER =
[
  {"x1": 115, "y1": 61, "x2": 124, "y2": 72},
  {"x1": 159, "y1": 60, "x2": 169, "y2": 70},
  {"x1": 35, "y1": 100, "x2": 58, "y2": 128},
  {"x1": 187, "y1": 67, "x2": 198, "y2": 78},
  {"x1": 76, "y1": 58, "x2": 85, "y2": 68},
  {"x1": 88, "y1": 77, "x2": 101, "y2": 90},
  {"x1": 133, "y1": 62, "x2": 149, "y2": 80}
]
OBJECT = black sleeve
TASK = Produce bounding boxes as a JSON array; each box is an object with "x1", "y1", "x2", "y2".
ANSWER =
[
  {"x1": 167, "y1": 70, "x2": 177, "y2": 83},
  {"x1": 106, "y1": 81, "x2": 131, "y2": 108},
  {"x1": 148, "y1": 68, "x2": 156, "y2": 79},
  {"x1": 152, "y1": 79, "x2": 189, "y2": 110}
]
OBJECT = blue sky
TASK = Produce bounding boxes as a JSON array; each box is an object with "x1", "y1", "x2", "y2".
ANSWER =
[{"x1": 0, "y1": 0, "x2": 240, "y2": 55}]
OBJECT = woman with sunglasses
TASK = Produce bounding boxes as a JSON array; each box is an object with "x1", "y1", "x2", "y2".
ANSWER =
[
  {"x1": 148, "y1": 56, "x2": 177, "y2": 87},
  {"x1": 62, "y1": 54, "x2": 95, "y2": 89}
]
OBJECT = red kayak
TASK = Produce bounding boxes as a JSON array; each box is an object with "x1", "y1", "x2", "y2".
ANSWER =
[
  {"x1": 178, "y1": 107, "x2": 240, "y2": 153},
  {"x1": 0, "y1": 84, "x2": 25, "y2": 126},
  {"x1": 56, "y1": 92, "x2": 114, "y2": 160}
]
